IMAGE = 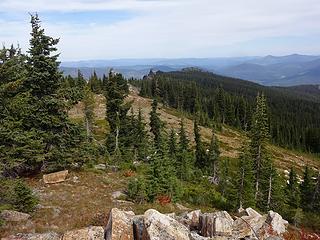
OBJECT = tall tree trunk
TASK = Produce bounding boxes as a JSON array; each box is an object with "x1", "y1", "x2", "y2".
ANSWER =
[
  {"x1": 267, "y1": 171, "x2": 272, "y2": 209},
  {"x1": 85, "y1": 117, "x2": 90, "y2": 141},
  {"x1": 239, "y1": 167, "x2": 245, "y2": 209},
  {"x1": 255, "y1": 144, "x2": 261, "y2": 200}
]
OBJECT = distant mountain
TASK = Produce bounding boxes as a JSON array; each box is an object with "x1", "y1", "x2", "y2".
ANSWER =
[
  {"x1": 61, "y1": 54, "x2": 320, "y2": 86},
  {"x1": 217, "y1": 54, "x2": 320, "y2": 86}
]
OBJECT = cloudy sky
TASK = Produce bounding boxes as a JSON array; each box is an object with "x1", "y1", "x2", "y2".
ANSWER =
[{"x1": 1, "y1": 0, "x2": 320, "y2": 60}]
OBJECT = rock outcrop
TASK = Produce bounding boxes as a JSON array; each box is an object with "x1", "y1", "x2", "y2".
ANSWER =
[
  {"x1": 43, "y1": 170, "x2": 68, "y2": 184},
  {"x1": 2, "y1": 207, "x2": 289, "y2": 240},
  {"x1": 143, "y1": 209, "x2": 190, "y2": 240},
  {"x1": 0, "y1": 210, "x2": 31, "y2": 222},
  {"x1": 105, "y1": 208, "x2": 135, "y2": 240}
]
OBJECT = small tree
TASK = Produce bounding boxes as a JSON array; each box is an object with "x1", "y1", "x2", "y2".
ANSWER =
[
  {"x1": 207, "y1": 128, "x2": 220, "y2": 178},
  {"x1": 13, "y1": 180, "x2": 38, "y2": 213}
]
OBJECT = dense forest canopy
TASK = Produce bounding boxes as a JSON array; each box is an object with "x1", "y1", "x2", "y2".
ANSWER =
[{"x1": 133, "y1": 69, "x2": 320, "y2": 153}]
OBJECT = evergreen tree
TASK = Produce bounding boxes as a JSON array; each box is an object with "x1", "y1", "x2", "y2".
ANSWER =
[
  {"x1": 135, "y1": 108, "x2": 148, "y2": 160},
  {"x1": 104, "y1": 70, "x2": 130, "y2": 156},
  {"x1": 178, "y1": 119, "x2": 189, "y2": 152},
  {"x1": 13, "y1": 180, "x2": 38, "y2": 213},
  {"x1": 250, "y1": 93, "x2": 270, "y2": 202},
  {"x1": 300, "y1": 166, "x2": 314, "y2": 211},
  {"x1": 207, "y1": 128, "x2": 220, "y2": 178},
  {"x1": 149, "y1": 98, "x2": 162, "y2": 148},
  {"x1": 169, "y1": 128, "x2": 177, "y2": 156},
  {"x1": 235, "y1": 148, "x2": 255, "y2": 209},
  {"x1": 12, "y1": 14, "x2": 81, "y2": 171},
  {"x1": 194, "y1": 119, "x2": 206, "y2": 170},
  {"x1": 83, "y1": 86, "x2": 95, "y2": 141},
  {"x1": 311, "y1": 171, "x2": 320, "y2": 212},
  {"x1": 286, "y1": 167, "x2": 300, "y2": 208}
]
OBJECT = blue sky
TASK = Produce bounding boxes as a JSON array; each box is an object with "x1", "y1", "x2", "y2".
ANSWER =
[{"x1": 1, "y1": 0, "x2": 320, "y2": 61}]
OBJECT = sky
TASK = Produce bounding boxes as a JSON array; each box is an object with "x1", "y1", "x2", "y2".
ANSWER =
[{"x1": 1, "y1": 0, "x2": 320, "y2": 61}]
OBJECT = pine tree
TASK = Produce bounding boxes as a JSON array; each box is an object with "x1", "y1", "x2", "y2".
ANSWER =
[
  {"x1": 13, "y1": 180, "x2": 38, "y2": 213},
  {"x1": 178, "y1": 119, "x2": 189, "y2": 152},
  {"x1": 194, "y1": 119, "x2": 206, "y2": 170},
  {"x1": 311, "y1": 171, "x2": 320, "y2": 212},
  {"x1": 300, "y1": 166, "x2": 314, "y2": 211},
  {"x1": 235, "y1": 148, "x2": 255, "y2": 209},
  {"x1": 250, "y1": 93, "x2": 270, "y2": 202},
  {"x1": 169, "y1": 128, "x2": 177, "y2": 156},
  {"x1": 207, "y1": 128, "x2": 220, "y2": 178},
  {"x1": 83, "y1": 86, "x2": 95, "y2": 141},
  {"x1": 149, "y1": 98, "x2": 162, "y2": 148},
  {"x1": 22, "y1": 14, "x2": 80, "y2": 170},
  {"x1": 135, "y1": 108, "x2": 148, "y2": 160},
  {"x1": 105, "y1": 70, "x2": 130, "y2": 155},
  {"x1": 286, "y1": 167, "x2": 300, "y2": 209}
]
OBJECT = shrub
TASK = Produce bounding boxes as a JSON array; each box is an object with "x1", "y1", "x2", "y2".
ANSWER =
[
  {"x1": 127, "y1": 177, "x2": 146, "y2": 203},
  {"x1": 13, "y1": 180, "x2": 38, "y2": 213}
]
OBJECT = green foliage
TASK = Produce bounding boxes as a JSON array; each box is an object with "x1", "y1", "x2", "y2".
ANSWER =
[
  {"x1": 300, "y1": 166, "x2": 314, "y2": 212},
  {"x1": 127, "y1": 177, "x2": 147, "y2": 203},
  {"x1": 194, "y1": 119, "x2": 206, "y2": 169},
  {"x1": 133, "y1": 70, "x2": 320, "y2": 153},
  {"x1": 234, "y1": 148, "x2": 256, "y2": 209},
  {"x1": 0, "y1": 179, "x2": 38, "y2": 214},
  {"x1": 286, "y1": 167, "x2": 300, "y2": 208},
  {"x1": 13, "y1": 180, "x2": 38, "y2": 213},
  {"x1": 149, "y1": 98, "x2": 162, "y2": 148},
  {"x1": 207, "y1": 129, "x2": 220, "y2": 177},
  {"x1": 83, "y1": 86, "x2": 95, "y2": 141}
]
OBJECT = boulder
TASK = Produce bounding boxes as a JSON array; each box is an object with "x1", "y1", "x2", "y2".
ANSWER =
[
  {"x1": 132, "y1": 215, "x2": 149, "y2": 240},
  {"x1": 94, "y1": 164, "x2": 106, "y2": 170},
  {"x1": 185, "y1": 210, "x2": 201, "y2": 230},
  {"x1": 105, "y1": 208, "x2": 135, "y2": 240},
  {"x1": 43, "y1": 170, "x2": 68, "y2": 184},
  {"x1": 245, "y1": 207, "x2": 262, "y2": 218},
  {"x1": 0, "y1": 210, "x2": 31, "y2": 222},
  {"x1": 232, "y1": 214, "x2": 266, "y2": 239},
  {"x1": 143, "y1": 209, "x2": 190, "y2": 240},
  {"x1": 62, "y1": 226, "x2": 104, "y2": 240},
  {"x1": 1, "y1": 232, "x2": 61, "y2": 240},
  {"x1": 111, "y1": 191, "x2": 127, "y2": 200},
  {"x1": 176, "y1": 203, "x2": 190, "y2": 211},
  {"x1": 199, "y1": 211, "x2": 233, "y2": 237},
  {"x1": 266, "y1": 211, "x2": 288, "y2": 235}
]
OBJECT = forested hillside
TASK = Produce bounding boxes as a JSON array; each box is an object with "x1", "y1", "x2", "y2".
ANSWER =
[{"x1": 133, "y1": 69, "x2": 320, "y2": 153}]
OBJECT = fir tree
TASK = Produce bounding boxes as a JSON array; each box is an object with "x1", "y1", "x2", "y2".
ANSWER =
[
  {"x1": 194, "y1": 119, "x2": 206, "y2": 170},
  {"x1": 169, "y1": 128, "x2": 177, "y2": 156},
  {"x1": 300, "y1": 166, "x2": 314, "y2": 211},
  {"x1": 286, "y1": 167, "x2": 300, "y2": 209},
  {"x1": 207, "y1": 128, "x2": 220, "y2": 178},
  {"x1": 13, "y1": 180, "x2": 38, "y2": 213},
  {"x1": 83, "y1": 86, "x2": 95, "y2": 141},
  {"x1": 22, "y1": 14, "x2": 80, "y2": 170},
  {"x1": 250, "y1": 93, "x2": 270, "y2": 202},
  {"x1": 235, "y1": 148, "x2": 255, "y2": 209},
  {"x1": 149, "y1": 98, "x2": 162, "y2": 148},
  {"x1": 178, "y1": 119, "x2": 189, "y2": 152}
]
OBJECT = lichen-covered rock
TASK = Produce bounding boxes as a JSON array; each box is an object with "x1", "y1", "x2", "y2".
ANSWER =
[
  {"x1": 105, "y1": 208, "x2": 135, "y2": 240},
  {"x1": 199, "y1": 211, "x2": 233, "y2": 237},
  {"x1": 2, "y1": 232, "x2": 61, "y2": 240},
  {"x1": 43, "y1": 170, "x2": 68, "y2": 184},
  {"x1": 62, "y1": 226, "x2": 104, "y2": 240},
  {"x1": 266, "y1": 211, "x2": 288, "y2": 235},
  {"x1": 144, "y1": 209, "x2": 190, "y2": 240},
  {"x1": 0, "y1": 210, "x2": 31, "y2": 222},
  {"x1": 186, "y1": 210, "x2": 201, "y2": 230}
]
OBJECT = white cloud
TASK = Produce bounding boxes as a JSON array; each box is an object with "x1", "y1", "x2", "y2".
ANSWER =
[{"x1": 1, "y1": 0, "x2": 320, "y2": 60}]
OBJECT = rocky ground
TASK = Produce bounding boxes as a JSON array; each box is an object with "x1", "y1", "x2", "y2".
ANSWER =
[{"x1": 4, "y1": 206, "x2": 318, "y2": 240}]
